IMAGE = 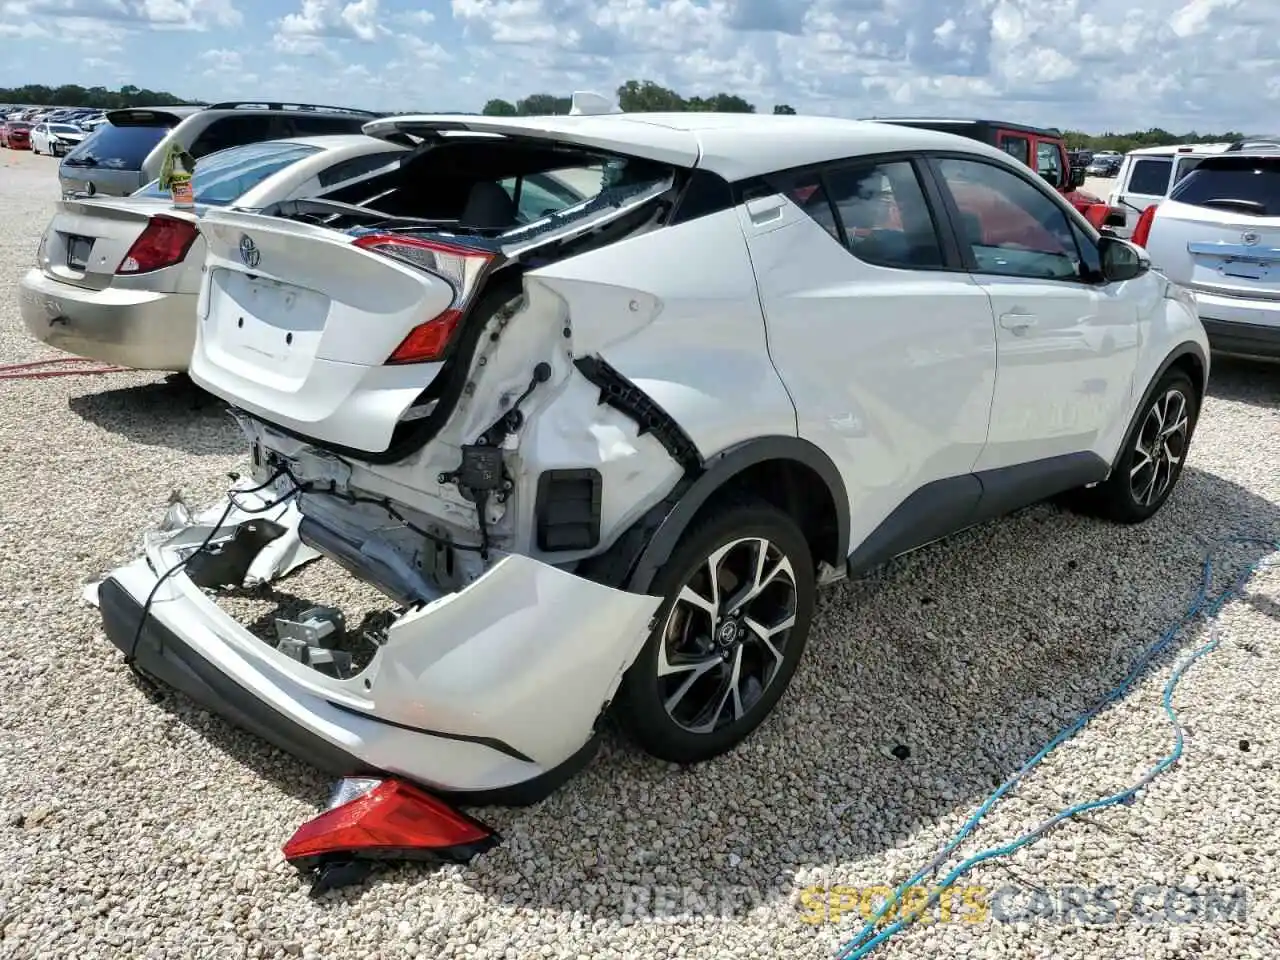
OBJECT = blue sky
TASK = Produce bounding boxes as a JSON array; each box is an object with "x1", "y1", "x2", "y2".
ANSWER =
[{"x1": 0, "y1": 0, "x2": 1274, "y2": 132}]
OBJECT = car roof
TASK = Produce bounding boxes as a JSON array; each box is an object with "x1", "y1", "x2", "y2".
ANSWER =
[
  {"x1": 1126, "y1": 142, "x2": 1233, "y2": 157},
  {"x1": 366, "y1": 112, "x2": 1020, "y2": 182},
  {"x1": 866, "y1": 117, "x2": 1063, "y2": 139}
]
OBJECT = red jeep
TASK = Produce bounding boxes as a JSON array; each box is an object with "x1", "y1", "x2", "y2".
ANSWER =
[{"x1": 869, "y1": 117, "x2": 1124, "y2": 232}]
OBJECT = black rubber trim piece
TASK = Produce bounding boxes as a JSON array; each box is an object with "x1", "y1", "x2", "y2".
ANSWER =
[
  {"x1": 845, "y1": 452, "x2": 1109, "y2": 578},
  {"x1": 669, "y1": 168, "x2": 735, "y2": 225},
  {"x1": 97, "y1": 576, "x2": 596, "y2": 807},
  {"x1": 624, "y1": 436, "x2": 851, "y2": 595},
  {"x1": 1200, "y1": 319, "x2": 1280, "y2": 361},
  {"x1": 575, "y1": 355, "x2": 703, "y2": 473},
  {"x1": 326, "y1": 701, "x2": 535, "y2": 764}
]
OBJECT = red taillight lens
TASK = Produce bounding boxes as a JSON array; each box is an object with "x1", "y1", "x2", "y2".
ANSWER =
[
  {"x1": 1130, "y1": 204, "x2": 1158, "y2": 249},
  {"x1": 116, "y1": 215, "x2": 199, "y2": 274},
  {"x1": 352, "y1": 233, "x2": 494, "y2": 364},
  {"x1": 282, "y1": 778, "x2": 497, "y2": 868}
]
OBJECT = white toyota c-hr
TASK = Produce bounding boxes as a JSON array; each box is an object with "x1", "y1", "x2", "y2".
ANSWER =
[{"x1": 95, "y1": 110, "x2": 1208, "y2": 805}]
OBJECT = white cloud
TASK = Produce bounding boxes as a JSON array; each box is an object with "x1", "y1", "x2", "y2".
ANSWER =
[
  {"x1": 276, "y1": 0, "x2": 386, "y2": 42},
  {"x1": 5, "y1": 0, "x2": 1279, "y2": 133}
]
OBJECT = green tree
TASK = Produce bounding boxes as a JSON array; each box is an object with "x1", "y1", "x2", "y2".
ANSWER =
[
  {"x1": 616, "y1": 80, "x2": 688, "y2": 112},
  {"x1": 482, "y1": 98, "x2": 518, "y2": 117},
  {"x1": 0, "y1": 83, "x2": 197, "y2": 108},
  {"x1": 773, "y1": 104, "x2": 797, "y2": 114},
  {"x1": 515, "y1": 93, "x2": 572, "y2": 115},
  {"x1": 686, "y1": 93, "x2": 755, "y2": 112}
]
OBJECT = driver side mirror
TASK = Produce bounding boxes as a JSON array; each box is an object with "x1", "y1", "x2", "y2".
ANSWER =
[
  {"x1": 1098, "y1": 236, "x2": 1149, "y2": 282},
  {"x1": 1070, "y1": 167, "x2": 1088, "y2": 189}
]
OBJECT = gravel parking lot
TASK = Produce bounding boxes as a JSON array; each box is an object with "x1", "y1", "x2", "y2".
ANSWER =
[{"x1": 4, "y1": 147, "x2": 1280, "y2": 960}]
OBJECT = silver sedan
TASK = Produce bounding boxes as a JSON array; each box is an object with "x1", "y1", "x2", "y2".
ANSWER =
[{"x1": 19, "y1": 134, "x2": 407, "y2": 371}]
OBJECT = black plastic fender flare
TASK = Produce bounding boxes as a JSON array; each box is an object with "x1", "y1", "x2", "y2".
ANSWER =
[
  {"x1": 1108, "y1": 339, "x2": 1208, "y2": 474},
  {"x1": 620, "y1": 435, "x2": 851, "y2": 595}
]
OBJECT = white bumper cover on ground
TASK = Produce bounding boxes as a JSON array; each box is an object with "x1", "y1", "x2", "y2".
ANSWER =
[{"x1": 96, "y1": 490, "x2": 662, "y2": 802}]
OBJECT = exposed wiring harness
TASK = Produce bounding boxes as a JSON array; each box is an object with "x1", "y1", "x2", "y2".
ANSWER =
[
  {"x1": 123, "y1": 459, "x2": 493, "y2": 695},
  {"x1": 123, "y1": 468, "x2": 297, "y2": 695},
  {"x1": 834, "y1": 536, "x2": 1280, "y2": 960}
]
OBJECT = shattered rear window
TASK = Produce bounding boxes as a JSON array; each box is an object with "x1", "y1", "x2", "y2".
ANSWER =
[{"x1": 498, "y1": 157, "x2": 674, "y2": 250}]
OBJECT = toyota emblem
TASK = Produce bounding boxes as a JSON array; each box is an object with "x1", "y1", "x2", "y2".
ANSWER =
[
  {"x1": 239, "y1": 234, "x2": 261, "y2": 268},
  {"x1": 1241, "y1": 231, "x2": 1261, "y2": 246}
]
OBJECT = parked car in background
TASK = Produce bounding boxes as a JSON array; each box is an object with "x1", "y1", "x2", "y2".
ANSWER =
[
  {"x1": 58, "y1": 101, "x2": 384, "y2": 198},
  {"x1": 1, "y1": 120, "x2": 32, "y2": 149},
  {"x1": 1087, "y1": 155, "x2": 1123, "y2": 177},
  {"x1": 31, "y1": 122, "x2": 88, "y2": 156},
  {"x1": 866, "y1": 117, "x2": 1125, "y2": 231},
  {"x1": 1106, "y1": 142, "x2": 1238, "y2": 236},
  {"x1": 1137, "y1": 152, "x2": 1280, "y2": 359},
  {"x1": 94, "y1": 110, "x2": 1209, "y2": 804},
  {"x1": 20, "y1": 135, "x2": 407, "y2": 371}
]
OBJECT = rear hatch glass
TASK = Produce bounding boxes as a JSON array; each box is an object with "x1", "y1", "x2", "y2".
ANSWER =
[
  {"x1": 63, "y1": 113, "x2": 176, "y2": 170},
  {"x1": 1170, "y1": 155, "x2": 1280, "y2": 216},
  {"x1": 133, "y1": 140, "x2": 322, "y2": 205}
]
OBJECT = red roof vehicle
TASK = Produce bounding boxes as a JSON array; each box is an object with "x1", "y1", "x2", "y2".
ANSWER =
[{"x1": 868, "y1": 117, "x2": 1125, "y2": 231}]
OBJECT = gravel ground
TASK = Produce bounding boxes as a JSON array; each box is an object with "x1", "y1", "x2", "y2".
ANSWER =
[{"x1": 3, "y1": 147, "x2": 1280, "y2": 959}]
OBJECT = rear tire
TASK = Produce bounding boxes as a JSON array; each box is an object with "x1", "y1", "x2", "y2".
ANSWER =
[
  {"x1": 1069, "y1": 368, "x2": 1199, "y2": 523},
  {"x1": 613, "y1": 500, "x2": 816, "y2": 764}
]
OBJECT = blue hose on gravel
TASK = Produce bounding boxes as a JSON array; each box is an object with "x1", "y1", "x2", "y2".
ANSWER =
[{"x1": 834, "y1": 536, "x2": 1280, "y2": 960}]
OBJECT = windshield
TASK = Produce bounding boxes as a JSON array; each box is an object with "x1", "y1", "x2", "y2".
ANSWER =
[
  {"x1": 49, "y1": 124, "x2": 82, "y2": 135},
  {"x1": 1169, "y1": 156, "x2": 1280, "y2": 216},
  {"x1": 7, "y1": 121, "x2": 30, "y2": 130},
  {"x1": 133, "y1": 141, "x2": 322, "y2": 206},
  {"x1": 64, "y1": 121, "x2": 171, "y2": 169}
]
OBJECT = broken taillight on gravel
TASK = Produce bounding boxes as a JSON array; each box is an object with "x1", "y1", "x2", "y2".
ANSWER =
[
  {"x1": 116, "y1": 215, "x2": 199, "y2": 274},
  {"x1": 283, "y1": 777, "x2": 498, "y2": 894},
  {"x1": 351, "y1": 234, "x2": 494, "y2": 364}
]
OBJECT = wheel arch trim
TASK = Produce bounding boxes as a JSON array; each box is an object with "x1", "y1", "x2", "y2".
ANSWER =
[
  {"x1": 1111, "y1": 339, "x2": 1207, "y2": 475},
  {"x1": 625, "y1": 436, "x2": 851, "y2": 594}
]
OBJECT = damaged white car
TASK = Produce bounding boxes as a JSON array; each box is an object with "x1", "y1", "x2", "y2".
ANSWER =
[{"x1": 96, "y1": 111, "x2": 1209, "y2": 805}]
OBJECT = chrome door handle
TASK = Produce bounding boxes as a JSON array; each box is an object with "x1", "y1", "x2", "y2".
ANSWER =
[{"x1": 999, "y1": 312, "x2": 1038, "y2": 330}]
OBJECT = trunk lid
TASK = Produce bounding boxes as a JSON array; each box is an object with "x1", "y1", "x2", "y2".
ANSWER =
[
  {"x1": 38, "y1": 197, "x2": 196, "y2": 292},
  {"x1": 190, "y1": 209, "x2": 462, "y2": 452}
]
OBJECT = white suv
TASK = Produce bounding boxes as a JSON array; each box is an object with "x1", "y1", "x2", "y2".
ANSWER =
[
  {"x1": 1136, "y1": 152, "x2": 1280, "y2": 359},
  {"x1": 96, "y1": 112, "x2": 1208, "y2": 805}
]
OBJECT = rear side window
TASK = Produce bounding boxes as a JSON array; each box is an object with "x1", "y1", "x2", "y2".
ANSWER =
[
  {"x1": 64, "y1": 121, "x2": 170, "y2": 169},
  {"x1": 1124, "y1": 158, "x2": 1172, "y2": 196},
  {"x1": 132, "y1": 141, "x2": 322, "y2": 205},
  {"x1": 1000, "y1": 135, "x2": 1031, "y2": 167},
  {"x1": 1169, "y1": 156, "x2": 1280, "y2": 216},
  {"x1": 189, "y1": 115, "x2": 277, "y2": 159},
  {"x1": 775, "y1": 161, "x2": 943, "y2": 269}
]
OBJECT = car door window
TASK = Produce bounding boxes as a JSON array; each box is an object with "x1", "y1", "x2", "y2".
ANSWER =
[
  {"x1": 999, "y1": 135, "x2": 1031, "y2": 167},
  {"x1": 1035, "y1": 142, "x2": 1063, "y2": 188},
  {"x1": 936, "y1": 156, "x2": 1082, "y2": 281},
  {"x1": 1124, "y1": 157, "x2": 1173, "y2": 196}
]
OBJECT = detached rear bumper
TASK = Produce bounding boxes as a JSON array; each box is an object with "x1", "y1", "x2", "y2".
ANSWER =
[{"x1": 98, "y1": 492, "x2": 660, "y2": 805}]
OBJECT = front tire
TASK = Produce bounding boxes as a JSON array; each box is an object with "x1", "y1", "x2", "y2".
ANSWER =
[
  {"x1": 613, "y1": 500, "x2": 817, "y2": 764},
  {"x1": 1074, "y1": 368, "x2": 1199, "y2": 523}
]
